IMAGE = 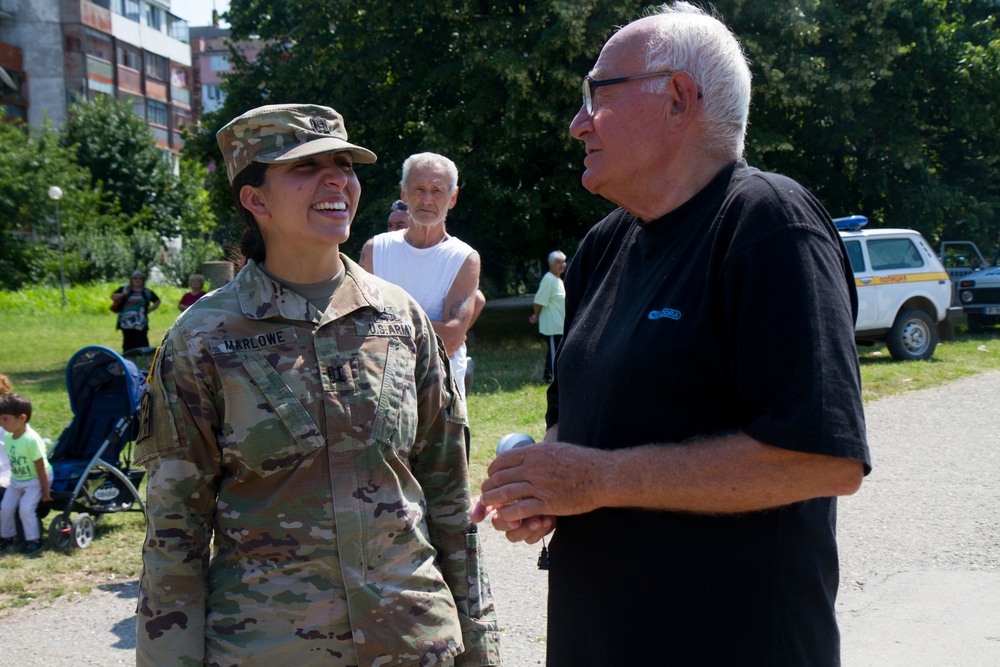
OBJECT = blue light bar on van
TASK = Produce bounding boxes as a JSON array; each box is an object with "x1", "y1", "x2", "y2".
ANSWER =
[{"x1": 833, "y1": 215, "x2": 868, "y2": 231}]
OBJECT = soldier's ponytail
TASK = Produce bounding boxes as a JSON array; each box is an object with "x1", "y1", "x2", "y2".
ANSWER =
[{"x1": 228, "y1": 162, "x2": 270, "y2": 270}]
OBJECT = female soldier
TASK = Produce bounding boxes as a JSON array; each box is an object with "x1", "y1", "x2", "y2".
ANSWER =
[{"x1": 135, "y1": 104, "x2": 500, "y2": 667}]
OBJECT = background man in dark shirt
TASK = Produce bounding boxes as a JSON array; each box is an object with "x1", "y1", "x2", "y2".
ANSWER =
[{"x1": 476, "y1": 3, "x2": 871, "y2": 665}]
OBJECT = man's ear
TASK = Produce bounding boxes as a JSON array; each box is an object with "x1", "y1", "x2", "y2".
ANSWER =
[
  {"x1": 664, "y1": 71, "x2": 700, "y2": 126},
  {"x1": 239, "y1": 185, "x2": 269, "y2": 219},
  {"x1": 448, "y1": 186, "x2": 459, "y2": 210}
]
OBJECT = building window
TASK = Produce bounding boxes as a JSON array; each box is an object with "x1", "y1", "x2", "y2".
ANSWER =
[
  {"x1": 115, "y1": 0, "x2": 141, "y2": 22},
  {"x1": 84, "y1": 28, "x2": 113, "y2": 61},
  {"x1": 168, "y1": 17, "x2": 189, "y2": 44},
  {"x1": 202, "y1": 83, "x2": 226, "y2": 113},
  {"x1": 3, "y1": 103, "x2": 26, "y2": 122},
  {"x1": 170, "y1": 67, "x2": 187, "y2": 88},
  {"x1": 145, "y1": 4, "x2": 163, "y2": 32},
  {"x1": 117, "y1": 44, "x2": 141, "y2": 70},
  {"x1": 209, "y1": 55, "x2": 230, "y2": 72},
  {"x1": 172, "y1": 107, "x2": 192, "y2": 130},
  {"x1": 144, "y1": 52, "x2": 168, "y2": 81},
  {"x1": 148, "y1": 99, "x2": 168, "y2": 126},
  {"x1": 0, "y1": 69, "x2": 27, "y2": 104}
]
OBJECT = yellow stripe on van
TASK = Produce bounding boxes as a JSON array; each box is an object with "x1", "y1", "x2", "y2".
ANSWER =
[{"x1": 855, "y1": 271, "x2": 950, "y2": 287}]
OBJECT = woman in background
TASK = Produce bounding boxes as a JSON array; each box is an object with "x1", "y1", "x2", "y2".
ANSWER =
[
  {"x1": 177, "y1": 273, "x2": 207, "y2": 311},
  {"x1": 110, "y1": 270, "x2": 160, "y2": 353}
]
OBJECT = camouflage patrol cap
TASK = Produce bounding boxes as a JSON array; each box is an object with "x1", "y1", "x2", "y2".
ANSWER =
[{"x1": 216, "y1": 104, "x2": 377, "y2": 183}]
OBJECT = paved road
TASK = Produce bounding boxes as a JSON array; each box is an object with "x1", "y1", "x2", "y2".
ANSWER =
[{"x1": 1, "y1": 371, "x2": 998, "y2": 665}]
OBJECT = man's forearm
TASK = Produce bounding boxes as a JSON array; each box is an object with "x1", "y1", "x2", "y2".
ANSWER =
[
  {"x1": 484, "y1": 432, "x2": 865, "y2": 522},
  {"x1": 600, "y1": 433, "x2": 864, "y2": 513},
  {"x1": 431, "y1": 318, "x2": 470, "y2": 357}
]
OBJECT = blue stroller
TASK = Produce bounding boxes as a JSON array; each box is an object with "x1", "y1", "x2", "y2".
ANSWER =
[{"x1": 40, "y1": 346, "x2": 147, "y2": 549}]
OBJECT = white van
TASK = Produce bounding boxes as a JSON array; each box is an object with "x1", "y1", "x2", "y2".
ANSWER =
[{"x1": 836, "y1": 216, "x2": 960, "y2": 361}]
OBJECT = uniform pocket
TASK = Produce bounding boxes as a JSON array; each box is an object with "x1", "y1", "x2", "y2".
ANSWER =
[
  {"x1": 233, "y1": 353, "x2": 324, "y2": 476},
  {"x1": 359, "y1": 337, "x2": 419, "y2": 456}
]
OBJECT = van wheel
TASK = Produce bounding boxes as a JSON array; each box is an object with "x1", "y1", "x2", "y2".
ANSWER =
[{"x1": 886, "y1": 309, "x2": 937, "y2": 361}]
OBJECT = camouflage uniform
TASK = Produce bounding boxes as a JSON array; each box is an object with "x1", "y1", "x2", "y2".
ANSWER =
[{"x1": 135, "y1": 257, "x2": 500, "y2": 666}]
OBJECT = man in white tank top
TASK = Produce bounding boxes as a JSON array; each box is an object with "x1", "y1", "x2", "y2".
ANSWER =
[{"x1": 361, "y1": 152, "x2": 481, "y2": 398}]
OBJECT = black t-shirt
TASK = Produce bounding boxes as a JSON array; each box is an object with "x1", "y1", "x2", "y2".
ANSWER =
[{"x1": 545, "y1": 162, "x2": 870, "y2": 666}]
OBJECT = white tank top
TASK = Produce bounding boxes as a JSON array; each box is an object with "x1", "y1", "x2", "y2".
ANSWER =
[{"x1": 371, "y1": 230, "x2": 475, "y2": 395}]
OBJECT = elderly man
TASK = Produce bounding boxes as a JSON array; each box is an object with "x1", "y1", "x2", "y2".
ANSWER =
[
  {"x1": 361, "y1": 152, "x2": 481, "y2": 397},
  {"x1": 477, "y1": 4, "x2": 870, "y2": 665}
]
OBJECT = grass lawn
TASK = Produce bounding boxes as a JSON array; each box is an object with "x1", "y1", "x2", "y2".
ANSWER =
[{"x1": 1, "y1": 283, "x2": 999, "y2": 611}]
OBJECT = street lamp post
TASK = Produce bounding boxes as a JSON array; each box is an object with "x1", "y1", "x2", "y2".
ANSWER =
[{"x1": 47, "y1": 186, "x2": 68, "y2": 308}]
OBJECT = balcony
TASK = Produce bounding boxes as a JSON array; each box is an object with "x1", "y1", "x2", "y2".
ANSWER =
[
  {"x1": 170, "y1": 86, "x2": 190, "y2": 106},
  {"x1": 117, "y1": 65, "x2": 142, "y2": 94},
  {"x1": 149, "y1": 124, "x2": 169, "y2": 147},
  {"x1": 86, "y1": 55, "x2": 114, "y2": 95},
  {"x1": 169, "y1": 18, "x2": 190, "y2": 44},
  {"x1": 86, "y1": 55, "x2": 113, "y2": 81},
  {"x1": 145, "y1": 79, "x2": 168, "y2": 102}
]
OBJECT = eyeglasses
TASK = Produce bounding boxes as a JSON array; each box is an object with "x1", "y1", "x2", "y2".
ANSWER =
[{"x1": 582, "y1": 70, "x2": 699, "y2": 115}]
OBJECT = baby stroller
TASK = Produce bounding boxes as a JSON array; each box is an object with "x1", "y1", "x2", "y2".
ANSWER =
[{"x1": 40, "y1": 345, "x2": 147, "y2": 549}]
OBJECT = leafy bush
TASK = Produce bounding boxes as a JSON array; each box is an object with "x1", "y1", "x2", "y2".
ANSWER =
[
  {"x1": 130, "y1": 229, "x2": 164, "y2": 277},
  {"x1": 161, "y1": 237, "x2": 224, "y2": 287},
  {"x1": 65, "y1": 231, "x2": 132, "y2": 283},
  {"x1": 0, "y1": 236, "x2": 50, "y2": 289}
]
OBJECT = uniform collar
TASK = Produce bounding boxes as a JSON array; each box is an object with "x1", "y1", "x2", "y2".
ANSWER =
[{"x1": 235, "y1": 257, "x2": 386, "y2": 324}]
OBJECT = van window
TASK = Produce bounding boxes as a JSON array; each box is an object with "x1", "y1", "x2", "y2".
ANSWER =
[
  {"x1": 844, "y1": 240, "x2": 865, "y2": 274},
  {"x1": 867, "y1": 238, "x2": 924, "y2": 271}
]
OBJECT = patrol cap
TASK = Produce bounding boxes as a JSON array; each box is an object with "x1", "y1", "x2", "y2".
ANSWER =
[{"x1": 216, "y1": 104, "x2": 378, "y2": 183}]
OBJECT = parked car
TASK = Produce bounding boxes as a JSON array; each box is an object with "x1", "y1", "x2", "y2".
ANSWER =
[
  {"x1": 940, "y1": 240, "x2": 1000, "y2": 333},
  {"x1": 836, "y1": 216, "x2": 960, "y2": 361}
]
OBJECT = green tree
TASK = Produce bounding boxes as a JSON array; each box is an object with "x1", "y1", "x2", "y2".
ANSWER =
[
  {"x1": 62, "y1": 96, "x2": 216, "y2": 240},
  {"x1": 0, "y1": 120, "x2": 117, "y2": 288},
  {"x1": 724, "y1": 0, "x2": 1000, "y2": 248}
]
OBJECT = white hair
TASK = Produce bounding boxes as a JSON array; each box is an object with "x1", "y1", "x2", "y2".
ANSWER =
[
  {"x1": 639, "y1": 2, "x2": 752, "y2": 160},
  {"x1": 400, "y1": 152, "x2": 459, "y2": 193},
  {"x1": 548, "y1": 250, "x2": 567, "y2": 264}
]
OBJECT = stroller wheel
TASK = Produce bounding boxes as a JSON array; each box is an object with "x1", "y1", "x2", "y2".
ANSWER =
[
  {"x1": 48, "y1": 515, "x2": 73, "y2": 549},
  {"x1": 71, "y1": 514, "x2": 96, "y2": 549}
]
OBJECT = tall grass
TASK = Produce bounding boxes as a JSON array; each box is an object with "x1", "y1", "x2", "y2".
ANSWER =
[{"x1": 1, "y1": 283, "x2": 999, "y2": 611}]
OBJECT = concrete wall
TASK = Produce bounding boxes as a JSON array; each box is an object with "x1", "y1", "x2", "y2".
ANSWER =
[{"x1": 0, "y1": 0, "x2": 67, "y2": 127}]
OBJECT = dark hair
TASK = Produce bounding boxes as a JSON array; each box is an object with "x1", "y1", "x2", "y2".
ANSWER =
[
  {"x1": 0, "y1": 392, "x2": 31, "y2": 422},
  {"x1": 389, "y1": 199, "x2": 407, "y2": 213},
  {"x1": 228, "y1": 161, "x2": 270, "y2": 270}
]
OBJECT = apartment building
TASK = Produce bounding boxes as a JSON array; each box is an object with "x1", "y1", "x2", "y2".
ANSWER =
[
  {"x1": 190, "y1": 14, "x2": 263, "y2": 124},
  {"x1": 0, "y1": 0, "x2": 192, "y2": 154}
]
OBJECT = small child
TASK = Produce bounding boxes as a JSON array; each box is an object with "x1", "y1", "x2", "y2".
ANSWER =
[{"x1": 0, "y1": 393, "x2": 52, "y2": 555}]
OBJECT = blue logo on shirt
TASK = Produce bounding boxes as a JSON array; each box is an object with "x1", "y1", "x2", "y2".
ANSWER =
[{"x1": 648, "y1": 308, "x2": 681, "y2": 321}]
